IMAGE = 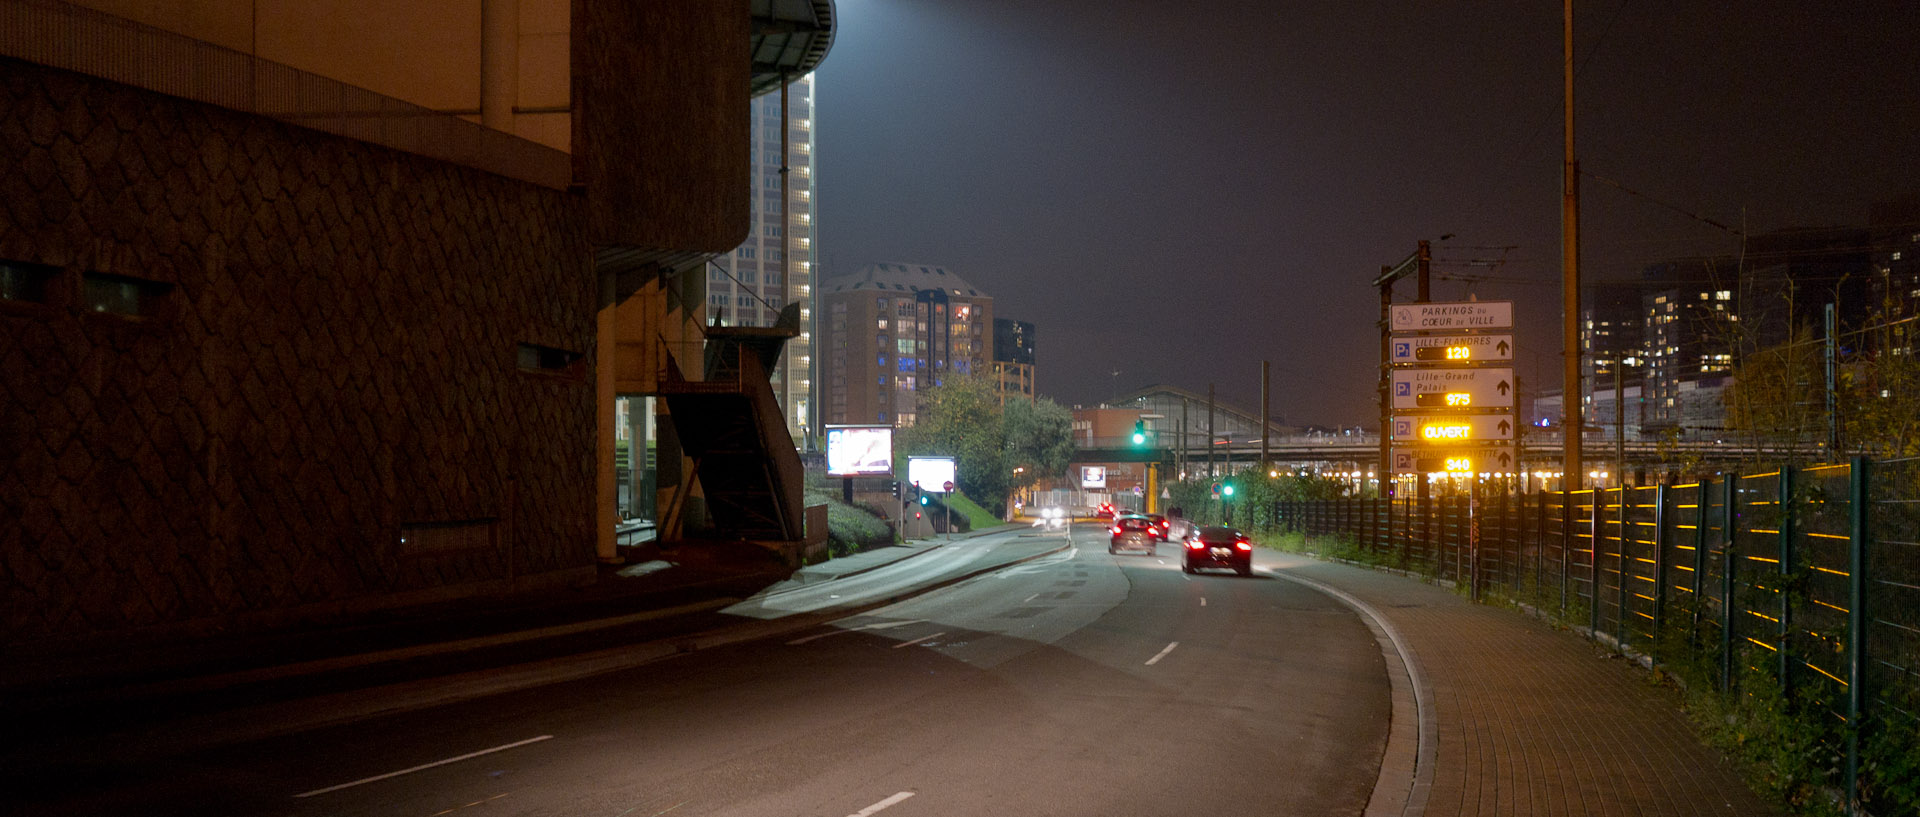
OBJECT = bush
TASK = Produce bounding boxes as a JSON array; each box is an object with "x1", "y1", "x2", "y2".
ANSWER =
[{"x1": 823, "y1": 501, "x2": 893, "y2": 557}]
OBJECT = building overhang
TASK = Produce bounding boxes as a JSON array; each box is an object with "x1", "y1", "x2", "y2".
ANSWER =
[{"x1": 750, "y1": 0, "x2": 835, "y2": 97}]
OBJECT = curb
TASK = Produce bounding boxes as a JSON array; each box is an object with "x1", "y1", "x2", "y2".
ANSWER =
[{"x1": 10, "y1": 537, "x2": 1078, "y2": 767}]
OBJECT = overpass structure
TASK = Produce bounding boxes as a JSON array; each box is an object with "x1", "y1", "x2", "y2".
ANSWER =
[{"x1": 1073, "y1": 432, "x2": 1823, "y2": 474}]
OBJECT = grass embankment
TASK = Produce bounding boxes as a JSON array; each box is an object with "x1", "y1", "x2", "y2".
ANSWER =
[{"x1": 941, "y1": 492, "x2": 1007, "y2": 533}]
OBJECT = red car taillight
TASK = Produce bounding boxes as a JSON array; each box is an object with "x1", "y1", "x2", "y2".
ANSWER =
[
  {"x1": 1109, "y1": 526, "x2": 1122, "y2": 535},
  {"x1": 1235, "y1": 541, "x2": 1253, "y2": 552},
  {"x1": 1185, "y1": 539, "x2": 1205, "y2": 550}
]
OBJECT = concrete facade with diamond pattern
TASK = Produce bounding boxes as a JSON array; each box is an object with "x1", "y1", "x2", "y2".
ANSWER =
[{"x1": 0, "y1": 55, "x2": 602, "y2": 648}]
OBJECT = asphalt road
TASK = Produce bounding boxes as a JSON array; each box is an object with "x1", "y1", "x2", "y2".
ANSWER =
[{"x1": 14, "y1": 524, "x2": 1392, "y2": 816}]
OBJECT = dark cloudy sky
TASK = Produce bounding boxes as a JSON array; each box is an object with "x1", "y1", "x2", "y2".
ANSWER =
[{"x1": 810, "y1": 0, "x2": 1920, "y2": 427}]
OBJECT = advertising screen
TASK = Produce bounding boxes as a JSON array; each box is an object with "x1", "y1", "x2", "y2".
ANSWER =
[
  {"x1": 906, "y1": 456, "x2": 957, "y2": 492},
  {"x1": 1081, "y1": 466, "x2": 1107, "y2": 489},
  {"x1": 825, "y1": 425, "x2": 895, "y2": 477}
]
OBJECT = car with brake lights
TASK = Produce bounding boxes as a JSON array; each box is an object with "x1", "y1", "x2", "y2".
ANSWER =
[
  {"x1": 1108, "y1": 514, "x2": 1157, "y2": 555},
  {"x1": 1183, "y1": 526, "x2": 1254, "y2": 576},
  {"x1": 1142, "y1": 513, "x2": 1170, "y2": 541}
]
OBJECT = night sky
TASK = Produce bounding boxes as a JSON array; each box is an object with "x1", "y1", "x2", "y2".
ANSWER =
[{"x1": 811, "y1": 0, "x2": 1920, "y2": 427}]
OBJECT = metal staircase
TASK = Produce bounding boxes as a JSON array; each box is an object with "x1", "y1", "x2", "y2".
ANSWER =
[{"x1": 657, "y1": 305, "x2": 806, "y2": 547}]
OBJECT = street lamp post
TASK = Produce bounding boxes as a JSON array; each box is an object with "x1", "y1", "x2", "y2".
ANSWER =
[{"x1": 1616, "y1": 355, "x2": 1639, "y2": 488}]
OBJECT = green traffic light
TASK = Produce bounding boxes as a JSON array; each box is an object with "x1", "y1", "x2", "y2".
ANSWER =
[
  {"x1": 1132, "y1": 432, "x2": 1145, "y2": 445},
  {"x1": 1222, "y1": 483, "x2": 1235, "y2": 497},
  {"x1": 919, "y1": 495, "x2": 930, "y2": 506}
]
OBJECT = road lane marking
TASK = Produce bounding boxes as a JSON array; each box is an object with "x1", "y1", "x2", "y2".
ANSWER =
[
  {"x1": 1022, "y1": 593, "x2": 1040, "y2": 603},
  {"x1": 893, "y1": 632, "x2": 947, "y2": 649},
  {"x1": 848, "y1": 792, "x2": 915, "y2": 816},
  {"x1": 787, "y1": 619, "x2": 926, "y2": 645},
  {"x1": 1200, "y1": 597, "x2": 1207, "y2": 607},
  {"x1": 1144, "y1": 641, "x2": 1179, "y2": 666},
  {"x1": 293, "y1": 735, "x2": 553, "y2": 798}
]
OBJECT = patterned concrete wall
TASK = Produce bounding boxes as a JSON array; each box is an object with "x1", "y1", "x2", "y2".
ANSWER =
[{"x1": 0, "y1": 58, "x2": 598, "y2": 648}]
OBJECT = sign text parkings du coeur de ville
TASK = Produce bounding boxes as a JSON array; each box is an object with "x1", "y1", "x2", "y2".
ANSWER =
[{"x1": 1389, "y1": 300, "x2": 1513, "y2": 333}]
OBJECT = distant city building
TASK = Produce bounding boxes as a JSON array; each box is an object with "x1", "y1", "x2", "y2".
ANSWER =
[
  {"x1": 1870, "y1": 194, "x2": 1920, "y2": 357},
  {"x1": 1582, "y1": 280, "x2": 1655, "y2": 385},
  {"x1": 991, "y1": 318, "x2": 1036, "y2": 404},
  {"x1": 1635, "y1": 257, "x2": 1739, "y2": 435},
  {"x1": 714, "y1": 73, "x2": 817, "y2": 442},
  {"x1": 819, "y1": 263, "x2": 994, "y2": 427}
]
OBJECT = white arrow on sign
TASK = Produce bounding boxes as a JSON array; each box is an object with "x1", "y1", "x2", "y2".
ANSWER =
[
  {"x1": 1390, "y1": 300, "x2": 1514, "y2": 333},
  {"x1": 1390, "y1": 367, "x2": 1515, "y2": 410},
  {"x1": 1390, "y1": 445, "x2": 1517, "y2": 475},
  {"x1": 1389, "y1": 334, "x2": 1515, "y2": 364},
  {"x1": 1391, "y1": 414, "x2": 1516, "y2": 442}
]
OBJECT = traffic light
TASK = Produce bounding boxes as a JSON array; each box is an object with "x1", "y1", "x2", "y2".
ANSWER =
[
  {"x1": 890, "y1": 480, "x2": 901, "y2": 499},
  {"x1": 1221, "y1": 481, "x2": 1235, "y2": 497},
  {"x1": 919, "y1": 493, "x2": 931, "y2": 506},
  {"x1": 1131, "y1": 419, "x2": 1146, "y2": 446}
]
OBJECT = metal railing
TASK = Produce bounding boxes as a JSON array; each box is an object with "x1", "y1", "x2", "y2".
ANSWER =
[{"x1": 1279, "y1": 457, "x2": 1920, "y2": 816}]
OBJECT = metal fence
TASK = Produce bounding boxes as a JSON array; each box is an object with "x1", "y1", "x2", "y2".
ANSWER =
[{"x1": 1278, "y1": 456, "x2": 1920, "y2": 815}]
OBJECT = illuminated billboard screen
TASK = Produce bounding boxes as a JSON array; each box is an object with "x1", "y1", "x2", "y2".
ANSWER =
[
  {"x1": 1081, "y1": 466, "x2": 1107, "y2": 489},
  {"x1": 825, "y1": 425, "x2": 895, "y2": 477},
  {"x1": 907, "y1": 456, "x2": 957, "y2": 492}
]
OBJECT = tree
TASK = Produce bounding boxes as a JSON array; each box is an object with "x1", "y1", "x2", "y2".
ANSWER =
[
  {"x1": 1724, "y1": 324, "x2": 1826, "y2": 464},
  {"x1": 895, "y1": 374, "x2": 1009, "y2": 507},
  {"x1": 1004, "y1": 397, "x2": 1075, "y2": 493}
]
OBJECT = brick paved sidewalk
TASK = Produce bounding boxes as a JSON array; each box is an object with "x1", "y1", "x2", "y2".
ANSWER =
[{"x1": 1272, "y1": 553, "x2": 1780, "y2": 817}]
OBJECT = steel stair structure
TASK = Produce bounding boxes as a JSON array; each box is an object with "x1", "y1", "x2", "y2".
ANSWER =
[{"x1": 656, "y1": 305, "x2": 806, "y2": 552}]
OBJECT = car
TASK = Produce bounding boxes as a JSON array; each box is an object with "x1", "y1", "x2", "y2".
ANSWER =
[
  {"x1": 1143, "y1": 513, "x2": 1170, "y2": 541},
  {"x1": 1035, "y1": 506, "x2": 1067, "y2": 530},
  {"x1": 1108, "y1": 514, "x2": 1158, "y2": 555},
  {"x1": 1095, "y1": 502, "x2": 1117, "y2": 520},
  {"x1": 1183, "y1": 525, "x2": 1254, "y2": 576}
]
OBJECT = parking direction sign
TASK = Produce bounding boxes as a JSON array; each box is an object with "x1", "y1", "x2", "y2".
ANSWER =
[
  {"x1": 1390, "y1": 300, "x2": 1514, "y2": 333},
  {"x1": 1390, "y1": 333, "x2": 1515, "y2": 365},
  {"x1": 1391, "y1": 367, "x2": 1515, "y2": 410},
  {"x1": 1391, "y1": 413, "x2": 1516, "y2": 443},
  {"x1": 1391, "y1": 445, "x2": 1517, "y2": 475}
]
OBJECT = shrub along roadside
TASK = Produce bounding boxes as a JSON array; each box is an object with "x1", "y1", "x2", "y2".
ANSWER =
[{"x1": 803, "y1": 478, "x2": 895, "y2": 559}]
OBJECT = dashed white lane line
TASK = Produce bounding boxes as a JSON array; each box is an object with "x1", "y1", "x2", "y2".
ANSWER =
[
  {"x1": 1022, "y1": 593, "x2": 1040, "y2": 604},
  {"x1": 294, "y1": 735, "x2": 553, "y2": 798},
  {"x1": 848, "y1": 791, "x2": 915, "y2": 816},
  {"x1": 1144, "y1": 641, "x2": 1179, "y2": 666},
  {"x1": 893, "y1": 632, "x2": 947, "y2": 649},
  {"x1": 1200, "y1": 597, "x2": 1207, "y2": 607}
]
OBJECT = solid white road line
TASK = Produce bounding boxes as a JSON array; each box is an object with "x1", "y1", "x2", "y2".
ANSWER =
[
  {"x1": 848, "y1": 791, "x2": 916, "y2": 817},
  {"x1": 893, "y1": 632, "x2": 947, "y2": 649},
  {"x1": 293, "y1": 735, "x2": 553, "y2": 798},
  {"x1": 786, "y1": 619, "x2": 926, "y2": 646},
  {"x1": 1144, "y1": 641, "x2": 1179, "y2": 666}
]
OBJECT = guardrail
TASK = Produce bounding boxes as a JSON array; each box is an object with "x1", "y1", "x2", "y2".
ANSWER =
[{"x1": 1278, "y1": 456, "x2": 1920, "y2": 815}]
